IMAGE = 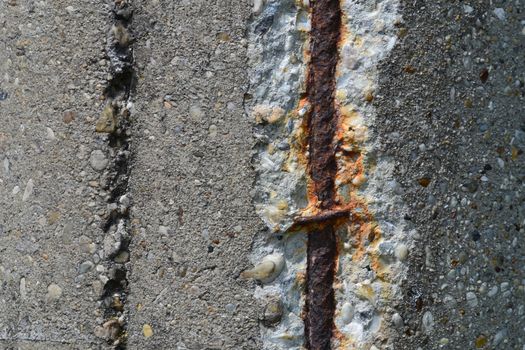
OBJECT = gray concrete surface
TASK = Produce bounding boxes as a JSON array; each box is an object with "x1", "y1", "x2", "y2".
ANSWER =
[
  {"x1": 125, "y1": 1, "x2": 262, "y2": 348},
  {"x1": 0, "y1": 0, "x2": 523, "y2": 349},
  {"x1": 375, "y1": 1, "x2": 525, "y2": 348},
  {"x1": 1, "y1": 1, "x2": 111, "y2": 348}
]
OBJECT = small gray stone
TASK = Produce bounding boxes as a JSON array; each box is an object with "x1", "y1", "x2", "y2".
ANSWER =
[
  {"x1": 262, "y1": 298, "x2": 283, "y2": 327},
  {"x1": 488, "y1": 285, "x2": 498, "y2": 297},
  {"x1": 493, "y1": 328, "x2": 507, "y2": 345},
  {"x1": 225, "y1": 303, "x2": 237, "y2": 314},
  {"x1": 22, "y1": 179, "x2": 34, "y2": 201},
  {"x1": 46, "y1": 283, "x2": 62, "y2": 302},
  {"x1": 493, "y1": 8, "x2": 506, "y2": 21},
  {"x1": 189, "y1": 105, "x2": 204, "y2": 121},
  {"x1": 443, "y1": 294, "x2": 457, "y2": 308},
  {"x1": 466, "y1": 291, "x2": 478, "y2": 307},
  {"x1": 395, "y1": 243, "x2": 409, "y2": 261},
  {"x1": 392, "y1": 313, "x2": 403, "y2": 328},
  {"x1": 89, "y1": 150, "x2": 108, "y2": 171},
  {"x1": 79, "y1": 261, "x2": 94, "y2": 274},
  {"x1": 341, "y1": 302, "x2": 354, "y2": 324},
  {"x1": 114, "y1": 250, "x2": 130, "y2": 263},
  {"x1": 421, "y1": 311, "x2": 434, "y2": 333},
  {"x1": 461, "y1": 180, "x2": 478, "y2": 193},
  {"x1": 20, "y1": 277, "x2": 27, "y2": 300}
]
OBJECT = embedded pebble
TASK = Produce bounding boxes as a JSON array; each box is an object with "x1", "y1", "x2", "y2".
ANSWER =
[
  {"x1": 79, "y1": 261, "x2": 94, "y2": 274},
  {"x1": 439, "y1": 338, "x2": 449, "y2": 345},
  {"x1": 425, "y1": 246, "x2": 433, "y2": 267},
  {"x1": 466, "y1": 291, "x2": 478, "y2": 307},
  {"x1": 421, "y1": 311, "x2": 434, "y2": 333},
  {"x1": 253, "y1": 0, "x2": 265, "y2": 14},
  {"x1": 96, "y1": 104, "x2": 117, "y2": 133},
  {"x1": 143, "y1": 324, "x2": 153, "y2": 338},
  {"x1": 22, "y1": 179, "x2": 34, "y2": 201},
  {"x1": 46, "y1": 127, "x2": 55, "y2": 140},
  {"x1": 395, "y1": 243, "x2": 408, "y2": 261},
  {"x1": 392, "y1": 313, "x2": 403, "y2": 328},
  {"x1": 95, "y1": 319, "x2": 121, "y2": 340},
  {"x1": 475, "y1": 335, "x2": 488, "y2": 348},
  {"x1": 493, "y1": 8, "x2": 506, "y2": 21},
  {"x1": 79, "y1": 236, "x2": 96, "y2": 254},
  {"x1": 493, "y1": 329, "x2": 507, "y2": 345},
  {"x1": 20, "y1": 277, "x2": 27, "y2": 300},
  {"x1": 189, "y1": 105, "x2": 204, "y2": 121},
  {"x1": 341, "y1": 302, "x2": 354, "y2": 324},
  {"x1": 443, "y1": 294, "x2": 457, "y2": 308},
  {"x1": 2, "y1": 157, "x2": 9, "y2": 174},
  {"x1": 487, "y1": 285, "x2": 498, "y2": 297},
  {"x1": 46, "y1": 283, "x2": 62, "y2": 302},
  {"x1": 241, "y1": 253, "x2": 285, "y2": 283},
  {"x1": 92, "y1": 280, "x2": 103, "y2": 295},
  {"x1": 463, "y1": 5, "x2": 473, "y2": 13},
  {"x1": 89, "y1": 150, "x2": 108, "y2": 171},
  {"x1": 114, "y1": 250, "x2": 130, "y2": 263},
  {"x1": 208, "y1": 124, "x2": 218, "y2": 138},
  {"x1": 225, "y1": 303, "x2": 237, "y2": 314}
]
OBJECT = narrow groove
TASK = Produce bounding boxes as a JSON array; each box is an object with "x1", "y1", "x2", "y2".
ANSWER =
[
  {"x1": 94, "y1": 1, "x2": 136, "y2": 348},
  {"x1": 303, "y1": 0, "x2": 342, "y2": 349}
]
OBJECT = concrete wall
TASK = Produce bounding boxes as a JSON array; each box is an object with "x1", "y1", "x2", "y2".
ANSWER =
[{"x1": 0, "y1": 0, "x2": 523, "y2": 349}]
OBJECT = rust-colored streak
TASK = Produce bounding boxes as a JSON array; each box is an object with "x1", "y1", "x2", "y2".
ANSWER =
[{"x1": 304, "y1": 0, "x2": 342, "y2": 349}]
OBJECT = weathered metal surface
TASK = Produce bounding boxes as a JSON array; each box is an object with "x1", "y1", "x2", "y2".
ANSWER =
[{"x1": 302, "y1": 1, "x2": 342, "y2": 348}]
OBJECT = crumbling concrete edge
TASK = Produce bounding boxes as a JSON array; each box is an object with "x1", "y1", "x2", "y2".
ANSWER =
[{"x1": 245, "y1": 0, "x2": 415, "y2": 349}]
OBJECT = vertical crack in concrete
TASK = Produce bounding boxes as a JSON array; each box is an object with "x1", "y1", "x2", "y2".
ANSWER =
[
  {"x1": 94, "y1": 0, "x2": 135, "y2": 348},
  {"x1": 303, "y1": 1, "x2": 341, "y2": 349}
]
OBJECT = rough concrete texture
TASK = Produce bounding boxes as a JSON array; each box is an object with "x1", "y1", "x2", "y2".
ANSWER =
[
  {"x1": 0, "y1": 1, "x2": 111, "y2": 348},
  {"x1": 0, "y1": 0, "x2": 523, "y2": 350},
  {"x1": 376, "y1": 1, "x2": 525, "y2": 349},
  {"x1": 125, "y1": 1, "x2": 261, "y2": 349}
]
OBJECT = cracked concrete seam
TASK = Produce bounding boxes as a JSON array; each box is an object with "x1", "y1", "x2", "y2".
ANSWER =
[{"x1": 91, "y1": 0, "x2": 136, "y2": 348}]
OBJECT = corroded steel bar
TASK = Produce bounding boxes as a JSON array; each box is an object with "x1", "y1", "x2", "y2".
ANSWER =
[
  {"x1": 294, "y1": 208, "x2": 350, "y2": 226},
  {"x1": 304, "y1": 0, "x2": 342, "y2": 349},
  {"x1": 305, "y1": 227, "x2": 338, "y2": 350},
  {"x1": 305, "y1": 0, "x2": 341, "y2": 210}
]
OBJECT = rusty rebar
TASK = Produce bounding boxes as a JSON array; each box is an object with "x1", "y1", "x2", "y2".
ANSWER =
[{"x1": 303, "y1": 0, "x2": 342, "y2": 349}]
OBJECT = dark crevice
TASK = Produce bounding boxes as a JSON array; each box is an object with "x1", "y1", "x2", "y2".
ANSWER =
[
  {"x1": 94, "y1": 1, "x2": 136, "y2": 349},
  {"x1": 303, "y1": 1, "x2": 342, "y2": 349}
]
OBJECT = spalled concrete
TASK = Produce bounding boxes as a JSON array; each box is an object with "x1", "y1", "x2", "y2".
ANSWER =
[{"x1": 0, "y1": 0, "x2": 523, "y2": 349}]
